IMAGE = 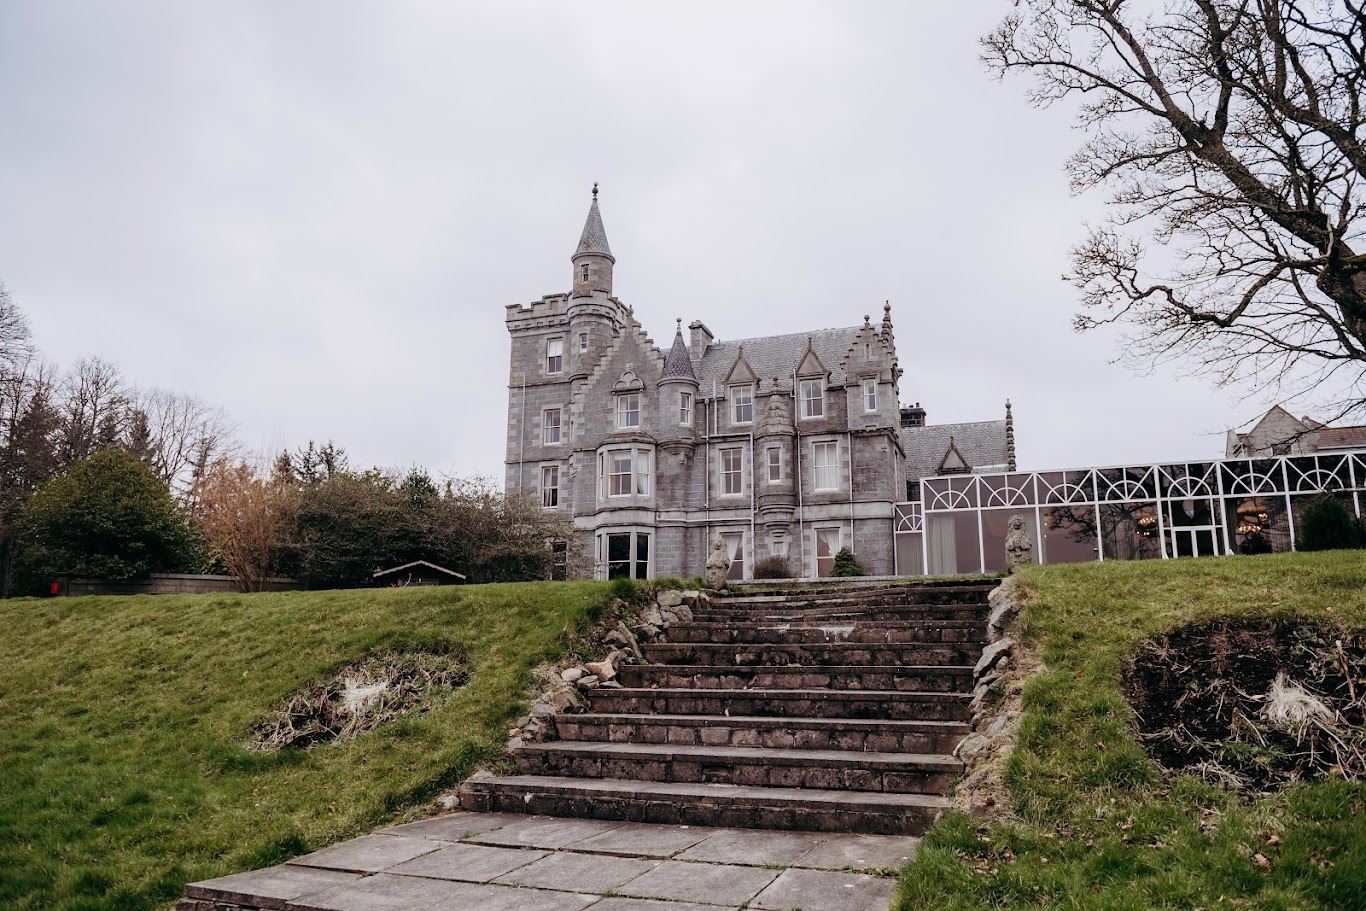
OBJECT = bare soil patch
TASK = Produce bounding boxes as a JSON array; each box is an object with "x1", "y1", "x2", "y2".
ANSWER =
[
  {"x1": 250, "y1": 649, "x2": 468, "y2": 751},
  {"x1": 1123, "y1": 618, "x2": 1366, "y2": 789}
]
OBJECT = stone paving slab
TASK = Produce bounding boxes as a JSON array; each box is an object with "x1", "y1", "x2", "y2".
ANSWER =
[
  {"x1": 287, "y1": 872, "x2": 486, "y2": 911},
  {"x1": 469, "y1": 816, "x2": 626, "y2": 849},
  {"x1": 791, "y1": 833, "x2": 920, "y2": 871},
  {"x1": 615, "y1": 860, "x2": 779, "y2": 906},
  {"x1": 584, "y1": 899, "x2": 736, "y2": 911},
  {"x1": 568, "y1": 822, "x2": 716, "y2": 858},
  {"x1": 183, "y1": 812, "x2": 911, "y2": 911},
  {"x1": 289, "y1": 835, "x2": 444, "y2": 873},
  {"x1": 494, "y1": 850, "x2": 661, "y2": 893},
  {"x1": 385, "y1": 842, "x2": 548, "y2": 882},
  {"x1": 379, "y1": 811, "x2": 526, "y2": 841},
  {"x1": 678, "y1": 828, "x2": 827, "y2": 866},
  {"x1": 750, "y1": 868, "x2": 896, "y2": 911},
  {"x1": 184, "y1": 865, "x2": 363, "y2": 909}
]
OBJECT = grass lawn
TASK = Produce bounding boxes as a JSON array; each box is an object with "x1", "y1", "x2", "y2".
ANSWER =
[
  {"x1": 896, "y1": 551, "x2": 1366, "y2": 911},
  {"x1": 0, "y1": 581, "x2": 609, "y2": 911}
]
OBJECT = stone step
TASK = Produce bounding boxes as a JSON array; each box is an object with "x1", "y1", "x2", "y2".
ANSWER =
[
  {"x1": 712, "y1": 583, "x2": 994, "y2": 608},
  {"x1": 664, "y1": 620, "x2": 987, "y2": 644},
  {"x1": 585, "y1": 687, "x2": 972, "y2": 722},
  {"x1": 459, "y1": 775, "x2": 952, "y2": 835},
  {"x1": 513, "y1": 741, "x2": 960, "y2": 794},
  {"x1": 642, "y1": 641, "x2": 979, "y2": 667},
  {"x1": 554, "y1": 713, "x2": 970, "y2": 753},
  {"x1": 690, "y1": 604, "x2": 990, "y2": 624},
  {"x1": 616, "y1": 663, "x2": 974, "y2": 693}
]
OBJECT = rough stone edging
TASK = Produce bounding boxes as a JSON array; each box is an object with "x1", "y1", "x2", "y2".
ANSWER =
[
  {"x1": 952, "y1": 575, "x2": 1036, "y2": 817},
  {"x1": 504, "y1": 589, "x2": 710, "y2": 750}
]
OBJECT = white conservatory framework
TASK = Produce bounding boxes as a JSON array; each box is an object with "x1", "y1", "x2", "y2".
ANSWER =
[{"x1": 894, "y1": 450, "x2": 1366, "y2": 576}]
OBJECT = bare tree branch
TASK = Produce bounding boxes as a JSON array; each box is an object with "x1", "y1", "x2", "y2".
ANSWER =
[{"x1": 985, "y1": 0, "x2": 1366, "y2": 418}]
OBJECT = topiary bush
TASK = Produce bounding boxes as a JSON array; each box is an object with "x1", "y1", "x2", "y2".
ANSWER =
[
  {"x1": 1297, "y1": 491, "x2": 1365, "y2": 551},
  {"x1": 829, "y1": 547, "x2": 864, "y2": 577},
  {"x1": 753, "y1": 555, "x2": 794, "y2": 579}
]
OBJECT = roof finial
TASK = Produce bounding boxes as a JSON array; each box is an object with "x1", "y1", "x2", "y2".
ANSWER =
[
  {"x1": 592, "y1": 182, "x2": 599, "y2": 198},
  {"x1": 676, "y1": 318, "x2": 682, "y2": 331}
]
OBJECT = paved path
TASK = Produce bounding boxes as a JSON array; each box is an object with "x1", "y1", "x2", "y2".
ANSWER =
[{"x1": 181, "y1": 812, "x2": 918, "y2": 911}]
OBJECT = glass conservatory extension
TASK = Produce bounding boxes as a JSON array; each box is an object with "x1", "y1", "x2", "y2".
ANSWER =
[{"x1": 894, "y1": 450, "x2": 1366, "y2": 577}]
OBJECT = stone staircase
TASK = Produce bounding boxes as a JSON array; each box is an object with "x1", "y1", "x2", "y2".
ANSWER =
[{"x1": 460, "y1": 579, "x2": 997, "y2": 836}]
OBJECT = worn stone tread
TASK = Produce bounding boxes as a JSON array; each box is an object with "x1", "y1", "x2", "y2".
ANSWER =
[
  {"x1": 464, "y1": 775, "x2": 953, "y2": 809},
  {"x1": 519, "y1": 741, "x2": 960, "y2": 771},
  {"x1": 561, "y1": 712, "x2": 968, "y2": 733}
]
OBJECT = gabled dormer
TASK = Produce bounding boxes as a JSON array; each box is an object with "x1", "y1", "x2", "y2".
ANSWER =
[
  {"x1": 938, "y1": 436, "x2": 971, "y2": 474},
  {"x1": 795, "y1": 338, "x2": 828, "y2": 421},
  {"x1": 724, "y1": 347, "x2": 757, "y2": 425}
]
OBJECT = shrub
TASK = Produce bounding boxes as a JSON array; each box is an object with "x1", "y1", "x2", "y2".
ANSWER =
[
  {"x1": 1297, "y1": 491, "x2": 1365, "y2": 552},
  {"x1": 829, "y1": 547, "x2": 864, "y2": 577},
  {"x1": 753, "y1": 555, "x2": 795, "y2": 579}
]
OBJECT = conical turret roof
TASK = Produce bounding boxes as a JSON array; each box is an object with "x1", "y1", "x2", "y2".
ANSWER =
[
  {"x1": 662, "y1": 322, "x2": 698, "y2": 381},
  {"x1": 574, "y1": 185, "x2": 614, "y2": 261}
]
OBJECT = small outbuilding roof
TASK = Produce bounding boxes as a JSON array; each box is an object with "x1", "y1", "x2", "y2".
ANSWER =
[{"x1": 372, "y1": 560, "x2": 467, "y2": 581}]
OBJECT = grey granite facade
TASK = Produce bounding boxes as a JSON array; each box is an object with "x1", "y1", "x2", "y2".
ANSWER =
[{"x1": 505, "y1": 191, "x2": 1013, "y2": 580}]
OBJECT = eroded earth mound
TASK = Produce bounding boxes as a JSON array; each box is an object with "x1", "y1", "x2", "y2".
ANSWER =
[
  {"x1": 1124, "y1": 618, "x2": 1365, "y2": 789},
  {"x1": 250, "y1": 649, "x2": 467, "y2": 751}
]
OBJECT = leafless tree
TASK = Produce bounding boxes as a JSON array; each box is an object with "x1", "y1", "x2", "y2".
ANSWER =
[
  {"x1": 0, "y1": 281, "x2": 35, "y2": 374},
  {"x1": 194, "y1": 459, "x2": 298, "y2": 592},
  {"x1": 985, "y1": 1, "x2": 1366, "y2": 420},
  {"x1": 137, "y1": 387, "x2": 238, "y2": 501},
  {"x1": 57, "y1": 356, "x2": 131, "y2": 465}
]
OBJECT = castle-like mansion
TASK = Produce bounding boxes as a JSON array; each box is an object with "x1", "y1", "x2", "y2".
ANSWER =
[{"x1": 506, "y1": 190, "x2": 1012, "y2": 580}]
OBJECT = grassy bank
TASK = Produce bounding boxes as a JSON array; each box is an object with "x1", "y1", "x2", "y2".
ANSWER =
[
  {"x1": 0, "y1": 581, "x2": 608, "y2": 911},
  {"x1": 897, "y1": 551, "x2": 1366, "y2": 911}
]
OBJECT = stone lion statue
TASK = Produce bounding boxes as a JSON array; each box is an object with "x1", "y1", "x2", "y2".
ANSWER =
[
  {"x1": 704, "y1": 538, "x2": 731, "y2": 590},
  {"x1": 1004, "y1": 515, "x2": 1033, "y2": 572}
]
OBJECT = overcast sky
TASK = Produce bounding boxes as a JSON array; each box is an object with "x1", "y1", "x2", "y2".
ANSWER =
[{"x1": 0, "y1": 1, "x2": 1300, "y2": 480}]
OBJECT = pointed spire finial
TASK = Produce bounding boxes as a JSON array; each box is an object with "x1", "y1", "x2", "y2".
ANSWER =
[
  {"x1": 592, "y1": 181, "x2": 599, "y2": 198},
  {"x1": 1005, "y1": 400, "x2": 1017, "y2": 471},
  {"x1": 676, "y1": 318, "x2": 682, "y2": 331}
]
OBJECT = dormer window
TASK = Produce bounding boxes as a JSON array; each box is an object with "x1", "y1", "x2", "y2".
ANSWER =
[
  {"x1": 546, "y1": 337, "x2": 563, "y2": 374},
  {"x1": 862, "y1": 378, "x2": 877, "y2": 412},
  {"x1": 799, "y1": 379, "x2": 824, "y2": 419},
  {"x1": 730, "y1": 385, "x2": 753, "y2": 423},
  {"x1": 617, "y1": 393, "x2": 640, "y2": 429}
]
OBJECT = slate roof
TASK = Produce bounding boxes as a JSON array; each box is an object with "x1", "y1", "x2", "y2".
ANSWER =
[
  {"x1": 574, "y1": 195, "x2": 613, "y2": 259},
  {"x1": 1315, "y1": 426, "x2": 1366, "y2": 450},
  {"x1": 901, "y1": 420, "x2": 1010, "y2": 481},
  {"x1": 662, "y1": 328, "x2": 698, "y2": 380},
  {"x1": 695, "y1": 327, "x2": 863, "y2": 396}
]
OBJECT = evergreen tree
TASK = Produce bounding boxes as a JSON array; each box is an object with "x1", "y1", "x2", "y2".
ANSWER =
[
  {"x1": 13, "y1": 450, "x2": 196, "y2": 593},
  {"x1": 1297, "y1": 492, "x2": 1365, "y2": 552},
  {"x1": 829, "y1": 547, "x2": 864, "y2": 577}
]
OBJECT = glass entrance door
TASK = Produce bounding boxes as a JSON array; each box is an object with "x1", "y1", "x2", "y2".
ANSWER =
[{"x1": 1168, "y1": 526, "x2": 1223, "y2": 558}]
